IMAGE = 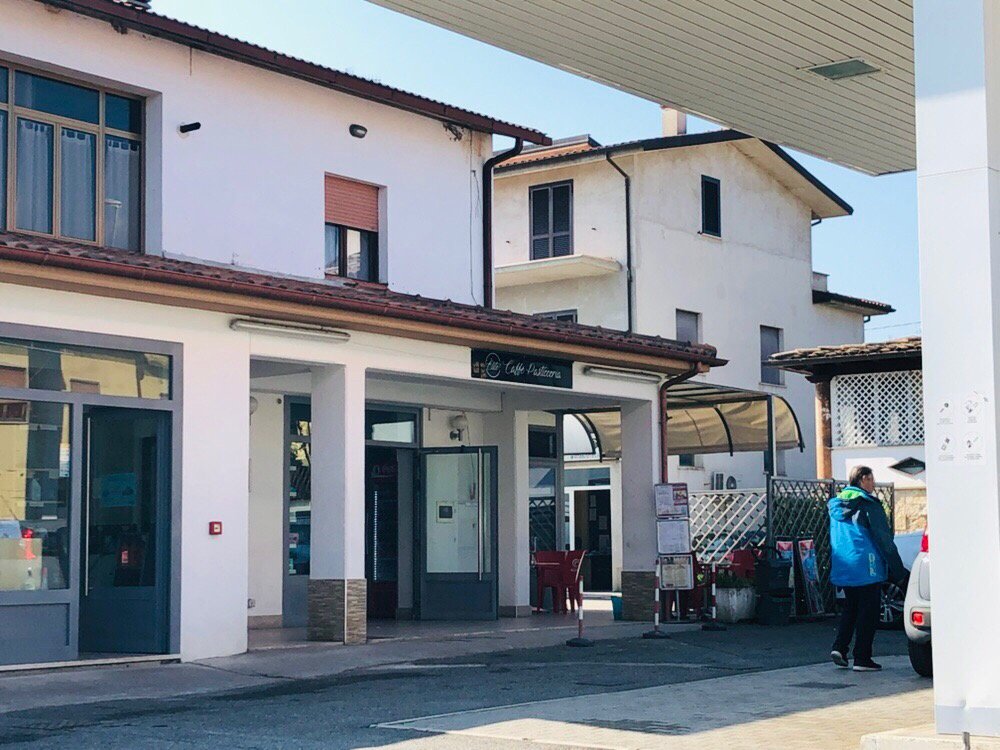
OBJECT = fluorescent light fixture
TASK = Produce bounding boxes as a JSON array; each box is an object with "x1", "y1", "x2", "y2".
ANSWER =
[
  {"x1": 582, "y1": 365, "x2": 662, "y2": 384},
  {"x1": 804, "y1": 58, "x2": 880, "y2": 81},
  {"x1": 230, "y1": 318, "x2": 351, "y2": 343}
]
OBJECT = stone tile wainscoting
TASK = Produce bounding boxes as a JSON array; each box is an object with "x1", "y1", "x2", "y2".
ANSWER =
[{"x1": 308, "y1": 579, "x2": 368, "y2": 644}]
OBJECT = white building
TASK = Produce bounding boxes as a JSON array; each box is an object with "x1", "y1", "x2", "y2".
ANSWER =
[
  {"x1": 0, "y1": 0, "x2": 726, "y2": 667},
  {"x1": 771, "y1": 337, "x2": 926, "y2": 532},
  {"x1": 491, "y1": 117, "x2": 891, "y2": 589}
]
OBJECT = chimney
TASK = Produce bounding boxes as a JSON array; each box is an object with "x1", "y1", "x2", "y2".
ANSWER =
[{"x1": 661, "y1": 106, "x2": 687, "y2": 137}]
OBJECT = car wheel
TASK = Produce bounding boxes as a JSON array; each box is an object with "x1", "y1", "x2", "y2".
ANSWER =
[
  {"x1": 878, "y1": 582, "x2": 904, "y2": 630},
  {"x1": 908, "y1": 639, "x2": 933, "y2": 678}
]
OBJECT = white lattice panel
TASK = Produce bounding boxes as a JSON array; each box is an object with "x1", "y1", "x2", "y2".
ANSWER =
[{"x1": 832, "y1": 370, "x2": 923, "y2": 447}]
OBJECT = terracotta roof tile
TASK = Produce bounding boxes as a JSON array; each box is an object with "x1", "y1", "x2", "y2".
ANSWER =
[
  {"x1": 0, "y1": 232, "x2": 723, "y2": 367},
  {"x1": 769, "y1": 337, "x2": 921, "y2": 367}
]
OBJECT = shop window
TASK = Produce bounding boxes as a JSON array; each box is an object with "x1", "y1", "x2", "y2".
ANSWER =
[
  {"x1": 0, "y1": 65, "x2": 143, "y2": 249},
  {"x1": 530, "y1": 181, "x2": 572, "y2": 259},
  {"x1": 528, "y1": 427, "x2": 558, "y2": 459},
  {"x1": 0, "y1": 400, "x2": 71, "y2": 591},
  {"x1": 0, "y1": 337, "x2": 171, "y2": 399},
  {"x1": 365, "y1": 409, "x2": 417, "y2": 445}
]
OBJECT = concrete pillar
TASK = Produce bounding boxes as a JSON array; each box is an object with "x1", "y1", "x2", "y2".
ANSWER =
[
  {"x1": 609, "y1": 460, "x2": 624, "y2": 591},
  {"x1": 619, "y1": 398, "x2": 659, "y2": 620},
  {"x1": 814, "y1": 379, "x2": 833, "y2": 480},
  {"x1": 914, "y1": 0, "x2": 1000, "y2": 735},
  {"x1": 308, "y1": 364, "x2": 367, "y2": 644},
  {"x1": 486, "y1": 407, "x2": 531, "y2": 616}
]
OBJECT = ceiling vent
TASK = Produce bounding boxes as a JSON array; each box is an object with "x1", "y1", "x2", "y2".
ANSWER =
[{"x1": 804, "y1": 58, "x2": 880, "y2": 81}]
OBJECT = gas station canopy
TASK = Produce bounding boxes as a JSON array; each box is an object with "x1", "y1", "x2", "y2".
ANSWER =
[{"x1": 368, "y1": 0, "x2": 915, "y2": 175}]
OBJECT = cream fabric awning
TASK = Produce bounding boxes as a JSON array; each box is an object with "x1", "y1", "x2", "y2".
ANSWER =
[{"x1": 566, "y1": 381, "x2": 803, "y2": 460}]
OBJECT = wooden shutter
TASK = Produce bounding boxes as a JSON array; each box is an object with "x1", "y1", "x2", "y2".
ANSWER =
[{"x1": 325, "y1": 174, "x2": 379, "y2": 232}]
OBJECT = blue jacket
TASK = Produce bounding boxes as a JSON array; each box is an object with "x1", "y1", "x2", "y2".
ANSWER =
[{"x1": 828, "y1": 486, "x2": 906, "y2": 587}]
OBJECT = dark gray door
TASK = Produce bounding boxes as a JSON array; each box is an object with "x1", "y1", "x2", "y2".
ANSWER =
[
  {"x1": 417, "y1": 447, "x2": 497, "y2": 620},
  {"x1": 79, "y1": 408, "x2": 170, "y2": 654}
]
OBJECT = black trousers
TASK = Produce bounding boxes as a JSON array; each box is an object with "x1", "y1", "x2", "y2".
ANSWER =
[{"x1": 833, "y1": 583, "x2": 881, "y2": 662}]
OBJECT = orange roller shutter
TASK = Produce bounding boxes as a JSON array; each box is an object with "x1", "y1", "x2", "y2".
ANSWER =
[{"x1": 325, "y1": 175, "x2": 379, "y2": 233}]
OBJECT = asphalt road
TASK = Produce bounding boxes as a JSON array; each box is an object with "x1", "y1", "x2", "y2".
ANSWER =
[{"x1": 0, "y1": 621, "x2": 909, "y2": 749}]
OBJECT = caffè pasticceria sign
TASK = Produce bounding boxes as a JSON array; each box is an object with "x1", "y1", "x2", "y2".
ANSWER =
[{"x1": 471, "y1": 349, "x2": 573, "y2": 389}]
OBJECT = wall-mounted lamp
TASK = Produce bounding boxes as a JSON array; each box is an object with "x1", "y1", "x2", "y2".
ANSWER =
[
  {"x1": 229, "y1": 318, "x2": 351, "y2": 343},
  {"x1": 582, "y1": 365, "x2": 662, "y2": 384},
  {"x1": 179, "y1": 122, "x2": 202, "y2": 134},
  {"x1": 449, "y1": 413, "x2": 469, "y2": 441},
  {"x1": 349, "y1": 124, "x2": 368, "y2": 139}
]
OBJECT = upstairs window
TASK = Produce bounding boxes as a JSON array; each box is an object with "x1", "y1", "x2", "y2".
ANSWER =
[
  {"x1": 760, "y1": 325, "x2": 784, "y2": 385},
  {"x1": 530, "y1": 181, "x2": 572, "y2": 259},
  {"x1": 676, "y1": 309, "x2": 701, "y2": 344},
  {"x1": 324, "y1": 174, "x2": 380, "y2": 282},
  {"x1": 701, "y1": 175, "x2": 721, "y2": 237},
  {"x1": 0, "y1": 65, "x2": 143, "y2": 250}
]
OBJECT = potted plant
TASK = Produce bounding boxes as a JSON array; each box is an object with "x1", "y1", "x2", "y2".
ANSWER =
[{"x1": 715, "y1": 571, "x2": 757, "y2": 623}]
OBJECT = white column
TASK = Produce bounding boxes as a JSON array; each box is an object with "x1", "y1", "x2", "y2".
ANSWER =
[
  {"x1": 619, "y1": 397, "x2": 659, "y2": 619},
  {"x1": 486, "y1": 407, "x2": 531, "y2": 616},
  {"x1": 915, "y1": 1, "x2": 1000, "y2": 735},
  {"x1": 308, "y1": 363, "x2": 367, "y2": 642}
]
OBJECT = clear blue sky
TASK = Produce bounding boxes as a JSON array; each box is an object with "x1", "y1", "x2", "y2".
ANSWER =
[{"x1": 156, "y1": 0, "x2": 920, "y2": 342}]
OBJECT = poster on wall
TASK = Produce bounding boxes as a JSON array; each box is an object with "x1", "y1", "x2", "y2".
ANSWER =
[
  {"x1": 658, "y1": 554, "x2": 694, "y2": 590},
  {"x1": 656, "y1": 518, "x2": 691, "y2": 555},
  {"x1": 654, "y1": 483, "x2": 689, "y2": 519},
  {"x1": 775, "y1": 539, "x2": 795, "y2": 591},
  {"x1": 796, "y1": 538, "x2": 825, "y2": 616}
]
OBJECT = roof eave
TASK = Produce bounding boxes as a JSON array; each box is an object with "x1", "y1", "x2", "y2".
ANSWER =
[{"x1": 39, "y1": 0, "x2": 550, "y2": 145}]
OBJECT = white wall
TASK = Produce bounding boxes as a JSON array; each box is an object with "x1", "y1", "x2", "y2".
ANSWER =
[
  {"x1": 494, "y1": 141, "x2": 866, "y2": 488},
  {"x1": 0, "y1": 0, "x2": 490, "y2": 304},
  {"x1": 831, "y1": 446, "x2": 927, "y2": 490},
  {"x1": 0, "y1": 282, "x2": 251, "y2": 662},
  {"x1": 247, "y1": 393, "x2": 285, "y2": 619}
]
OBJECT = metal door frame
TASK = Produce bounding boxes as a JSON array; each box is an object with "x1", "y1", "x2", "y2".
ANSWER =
[
  {"x1": 414, "y1": 445, "x2": 499, "y2": 620},
  {"x1": 80, "y1": 406, "x2": 172, "y2": 654},
  {"x1": 0, "y1": 321, "x2": 181, "y2": 665}
]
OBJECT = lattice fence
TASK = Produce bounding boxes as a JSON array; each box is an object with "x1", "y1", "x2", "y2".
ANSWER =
[
  {"x1": 529, "y1": 497, "x2": 557, "y2": 551},
  {"x1": 768, "y1": 478, "x2": 894, "y2": 611},
  {"x1": 689, "y1": 490, "x2": 768, "y2": 564},
  {"x1": 832, "y1": 370, "x2": 924, "y2": 447}
]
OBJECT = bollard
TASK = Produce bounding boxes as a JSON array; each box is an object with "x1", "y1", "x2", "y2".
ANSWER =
[
  {"x1": 642, "y1": 558, "x2": 670, "y2": 639},
  {"x1": 702, "y1": 561, "x2": 727, "y2": 631},
  {"x1": 566, "y1": 578, "x2": 594, "y2": 647}
]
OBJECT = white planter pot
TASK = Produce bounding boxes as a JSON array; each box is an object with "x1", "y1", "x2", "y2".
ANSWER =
[{"x1": 716, "y1": 588, "x2": 757, "y2": 623}]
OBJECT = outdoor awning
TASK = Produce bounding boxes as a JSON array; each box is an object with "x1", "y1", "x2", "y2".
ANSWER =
[{"x1": 564, "y1": 381, "x2": 803, "y2": 460}]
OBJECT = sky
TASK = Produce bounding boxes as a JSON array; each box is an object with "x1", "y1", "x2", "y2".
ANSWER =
[{"x1": 156, "y1": 0, "x2": 920, "y2": 342}]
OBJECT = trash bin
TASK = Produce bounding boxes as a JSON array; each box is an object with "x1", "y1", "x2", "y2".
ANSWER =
[
  {"x1": 756, "y1": 592, "x2": 793, "y2": 626},
  {"x1": 611, "y1": 595, "x2": 623, "y2": 621},
  {"x1": 755, "y1": 558, "x2": 793, "y2": 595}
]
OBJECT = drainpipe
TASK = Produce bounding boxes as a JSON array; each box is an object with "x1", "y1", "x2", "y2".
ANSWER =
[
  {"x1": 605, "y1": 152, "x2": 634, "y2": 333},
  {"x1": 482, "y1": 138, "x2": 524, "y2": 308},
  {"x1": 658, "y1": 365, "x2": 701, "y2": 483}
]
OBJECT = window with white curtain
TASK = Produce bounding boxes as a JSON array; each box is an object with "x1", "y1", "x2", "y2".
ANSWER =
[{"x1": 0, "y1": 64, "x2": 143, "y2": 249}]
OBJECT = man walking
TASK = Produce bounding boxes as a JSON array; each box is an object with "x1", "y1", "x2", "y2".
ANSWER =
[{"x1": 829, "y1": 465, "x2": 907, "y2": 672}]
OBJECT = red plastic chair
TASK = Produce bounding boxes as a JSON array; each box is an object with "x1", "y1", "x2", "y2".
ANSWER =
[
  {"x1": 533, "y1": 550, "x2": 565, "y2": 613},
  {"x1": 562, "y1": 550, "x2": 587, "y2": 612}
]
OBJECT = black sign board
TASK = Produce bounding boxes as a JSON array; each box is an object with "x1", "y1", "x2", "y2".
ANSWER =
[{"x1": 471, "y1": 349, "x2": 573, "y2": 389}]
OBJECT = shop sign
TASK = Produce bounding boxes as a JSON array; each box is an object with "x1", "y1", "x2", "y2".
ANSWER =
[{"x1": 471, "y1": 349, "x2": 573, "y2": 389}]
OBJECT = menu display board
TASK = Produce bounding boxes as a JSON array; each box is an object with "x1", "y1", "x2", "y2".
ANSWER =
[
  {"x1": 654, "y1": 483, "x2": 689, "y2": 519},
  {"x1": 658, "y1": 554, "x2": 694, "y2": 590}
]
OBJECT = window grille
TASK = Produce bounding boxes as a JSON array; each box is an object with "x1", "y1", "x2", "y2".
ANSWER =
[{"x1": 832, "y1": 370, "x2": 923, "y2": 447}]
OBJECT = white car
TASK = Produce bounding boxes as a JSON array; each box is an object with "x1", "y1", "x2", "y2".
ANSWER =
[
  {"x1": 877, "y1": 530, "x2": 924, "y2": 629},
  {"x1": 903, "y1": 527, "x2": 932, "y2": 677}
]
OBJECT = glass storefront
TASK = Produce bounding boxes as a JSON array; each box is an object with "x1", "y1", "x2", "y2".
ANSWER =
[
  {"x1": 0, "y1": 329, "x2": 176, "y2": 665},
  {"x1": 0, "y1": 400, "x2": 70, "y2": 591}
]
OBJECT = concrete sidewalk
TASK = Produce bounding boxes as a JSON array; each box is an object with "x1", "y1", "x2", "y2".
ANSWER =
[
  {"x1": 0, "y1": 613, "x2": 669, "y2": 715},
  {"x1": 379, "y1": 656, "x2": 932, "y2": 749}
]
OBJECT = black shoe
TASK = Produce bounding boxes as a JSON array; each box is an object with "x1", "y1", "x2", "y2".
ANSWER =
[
  {"x1": 830, "y1": 650, "x2": 849, "y2": 668},
  {"x1": 853, "y1": 659, "x2": 882, "y2": 672}
]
